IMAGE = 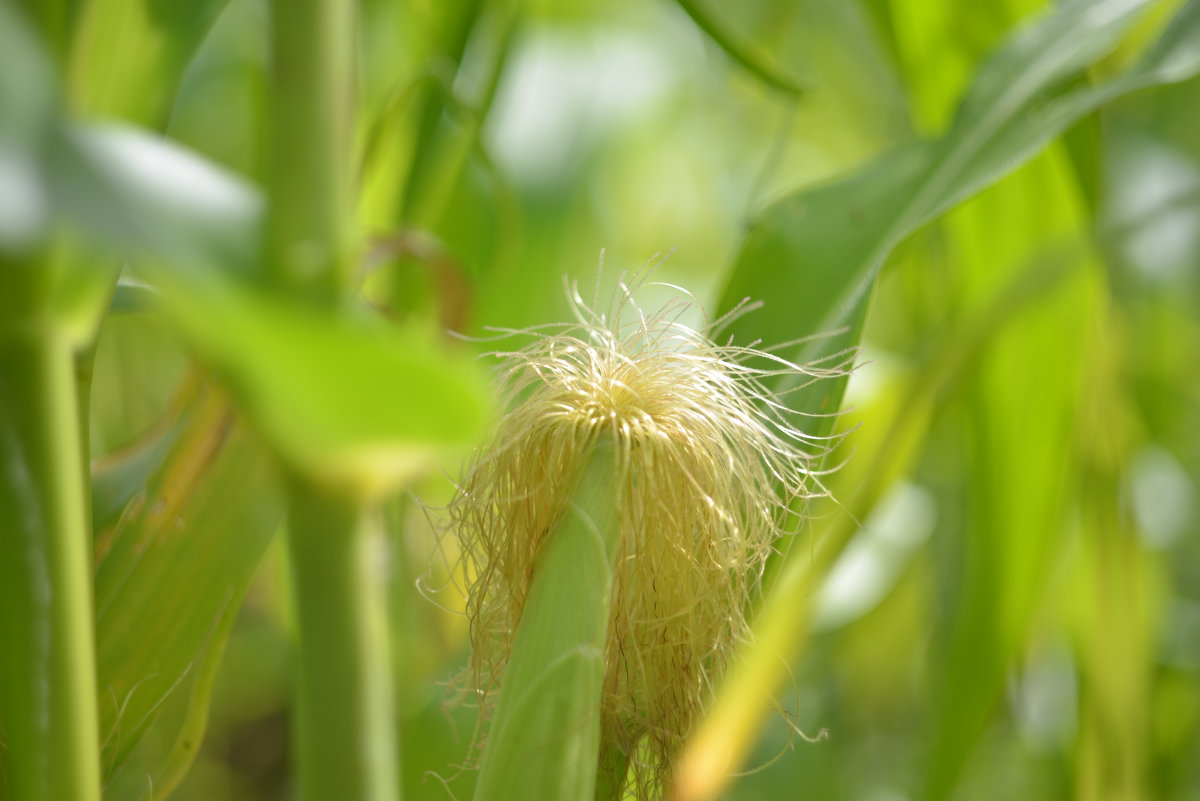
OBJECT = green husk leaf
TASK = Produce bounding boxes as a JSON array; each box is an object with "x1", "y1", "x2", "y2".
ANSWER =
[{"x1": 474, "y1": 441, "x2": 621, "y2": 801}]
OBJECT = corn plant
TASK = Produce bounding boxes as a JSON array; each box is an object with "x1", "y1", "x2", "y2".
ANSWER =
[{"x1": 1, "y1": 1, "x2": 1198, "y2": 801}]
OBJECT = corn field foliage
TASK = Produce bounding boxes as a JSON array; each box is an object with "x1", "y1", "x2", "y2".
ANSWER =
[{"x1": 0, "y1": 0, "x2": 1198, "y2": 800}]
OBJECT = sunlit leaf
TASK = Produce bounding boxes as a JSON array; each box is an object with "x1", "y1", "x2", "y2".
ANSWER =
[
  {"x1": 716, "y1": 0, "x2": 1200, "y2": 435},
  {"x1": 155, "y1": 273, "x2": 493, "y2": 498},
  {"x1": 679, "y1": 3, "x2": 1200, "y2": 798},
  {"x1": 674, "y1": 251, "x2": 1078, "y2": 801},
  {"x1": 70, "y1": 0, "x2": 228, "y2": 125}
]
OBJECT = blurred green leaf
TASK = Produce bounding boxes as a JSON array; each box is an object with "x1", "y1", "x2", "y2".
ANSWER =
[
  {"x1": 673, "y1": 0, "x2": 805, "y2": 96},
  {"x1": 70, "y1": 0, "x2": 227, "y2": 125},
  {"x1": 674, "y1": 249, "x2": 1079, "y2": 801},
  {"x1": 93, "y1": 384, "x2": 283, "y2": 785},
  {"x1": 716, "y1": 0, "x2": 1200, "y2": 436},
  {"x1": 47, "y1": 123, "x2": 261, "y2": 271},
  {"x1": 680, "y1": 2, "x2": 1200, "y2": 797},
  {"x1": 0, "y1": 1, "x2": 60, "y2": 252},
  {"x1": 90, "y1": 411, "x2": 186, "y2": 533},
  {"x1": 395, "y1": 0, "x2": 488, "y2": 227},
  {"x1": 2, "y1": 1, "x2": 257, "y2": 272},
  {"x1": 373, "y1": 0, "x2": 519, "y2": 321},
  {"x1": 1071, "y1": 344, "x2": 1152, "y2": 801},
  {"x1": 2, "y1": 1, "x2": 260, "y2": 268},
  {"x1": 921, "y1": 182, "x2": 1095, "y2": 800},
  {"x1": 156, "y1": 274, "x2": 493, "y2": 498},
  {"x1": 0, "y1": 2, "x2": 57, "y2": 138},
  {"x1": 107, "y1": 276, "x2": 160, "y2": 315},
  {"x1": 139, "y1": 582, "x2": 242, "y2": 801},
  {"x1": 723, "y1": 0, "x2": 1200, "y2": 604},
  {"x1": 904, "y1": 8, "x2": 1200, "y2": 800}
]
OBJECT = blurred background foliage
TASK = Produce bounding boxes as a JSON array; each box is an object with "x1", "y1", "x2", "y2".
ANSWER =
[{"x1": 1, "y1": 0, "x2": 1198, "y2": 799}]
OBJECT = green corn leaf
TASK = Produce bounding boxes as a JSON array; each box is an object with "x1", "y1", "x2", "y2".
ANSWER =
[
  {"x1": 0, "y1": 1, "x2": 60, "y2": 253},
  {"x1": 2, "y1": 1, "x2": 258, "y2": 273},
  {"x1": 674, "y1": 251, "x2": 1081, "y2": 801},
  {"x1": 154, "y1": 272, "x2": 493, "y2": 499},
  {"x1": 0, "y1": 1, "x2": 57, "y2": 142},
  {"x1": 715, "y1": 0, "x2": 1200, "y2": 438},
  {"x1": 90, "y1": 413, "x2": 186, "y2": 534},
  {"x1": 725, "y1": 0, "x2": 1200, "y2": 593},
  {"x1": 1071, "y1": 344, "x2": 1152, "y2": 801},
  {"x1": 107, "y1": 277, "x2": 160, "y2": 315},
  {"x1": 46, "y1": 123, "x2": 262, "y2": 272},
  {"x1": 112, "y1": 577, "x2": 242, "y2": 801},
  {"x1": 33, "y1": 122, "x2": 261, "y2": 346},
  {"x1": 922, "y1": 179, "x2": 1089, "y2": 800},
  {"x1": 679, "y1": 3, "x2": 1200, "y2": 798},
  {"x1": 93, "y1": 383, "x2": 283, "y2": 784},
  {"x1": 69, "y1": 0, "x2": 228, "y2": 126},
  {"x1": 4, "y1": 4, "x2": 492, "y2": 497},
  {"x1": 672, "y1": 0, "x2": 805, "y2": 96},
  {"x1": 474, "y1": 441, "x2": 621, "y2": 801}
]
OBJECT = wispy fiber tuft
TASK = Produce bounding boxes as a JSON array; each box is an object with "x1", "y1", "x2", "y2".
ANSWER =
[{"x1": 449, "y1": 269, "x2": 848, "y2": 798}]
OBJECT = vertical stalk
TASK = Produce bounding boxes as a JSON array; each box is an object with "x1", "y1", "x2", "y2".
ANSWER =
[
  {"x1": 286, "y1": 484, "x2": 397, "y2": 801},
  {"x1": 474, "y1": 441, "x2": 621, "y2": 801},
  {"x1": 267, "y1": 0, "x2": 355, "y2": 304},
  {"x1": 0, "y1": 273, "x2": 101, "y2": 801},
  {"x1": 267, "y1": 2, "x2": 399, "y2": 800}
]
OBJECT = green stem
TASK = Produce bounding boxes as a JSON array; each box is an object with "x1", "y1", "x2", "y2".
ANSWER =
[
  {"x1": 0, "y1": 316, "x2": 101, "y2": 801},
  {"x1": 74, "y1": 341, "x2": 98, "y2": 508},
  {"x1": 267, "y1": 0, "x2": 356, "y2": 303},
  {"x1": 267, "y1": 2, "x2": 400, "y2": 799},
  {"x1": 287, "y1": 482, "x2": 398, "y2": 801},
  {"x1": 474, "y1": 440, "x2": 621, "y2": 801}
]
